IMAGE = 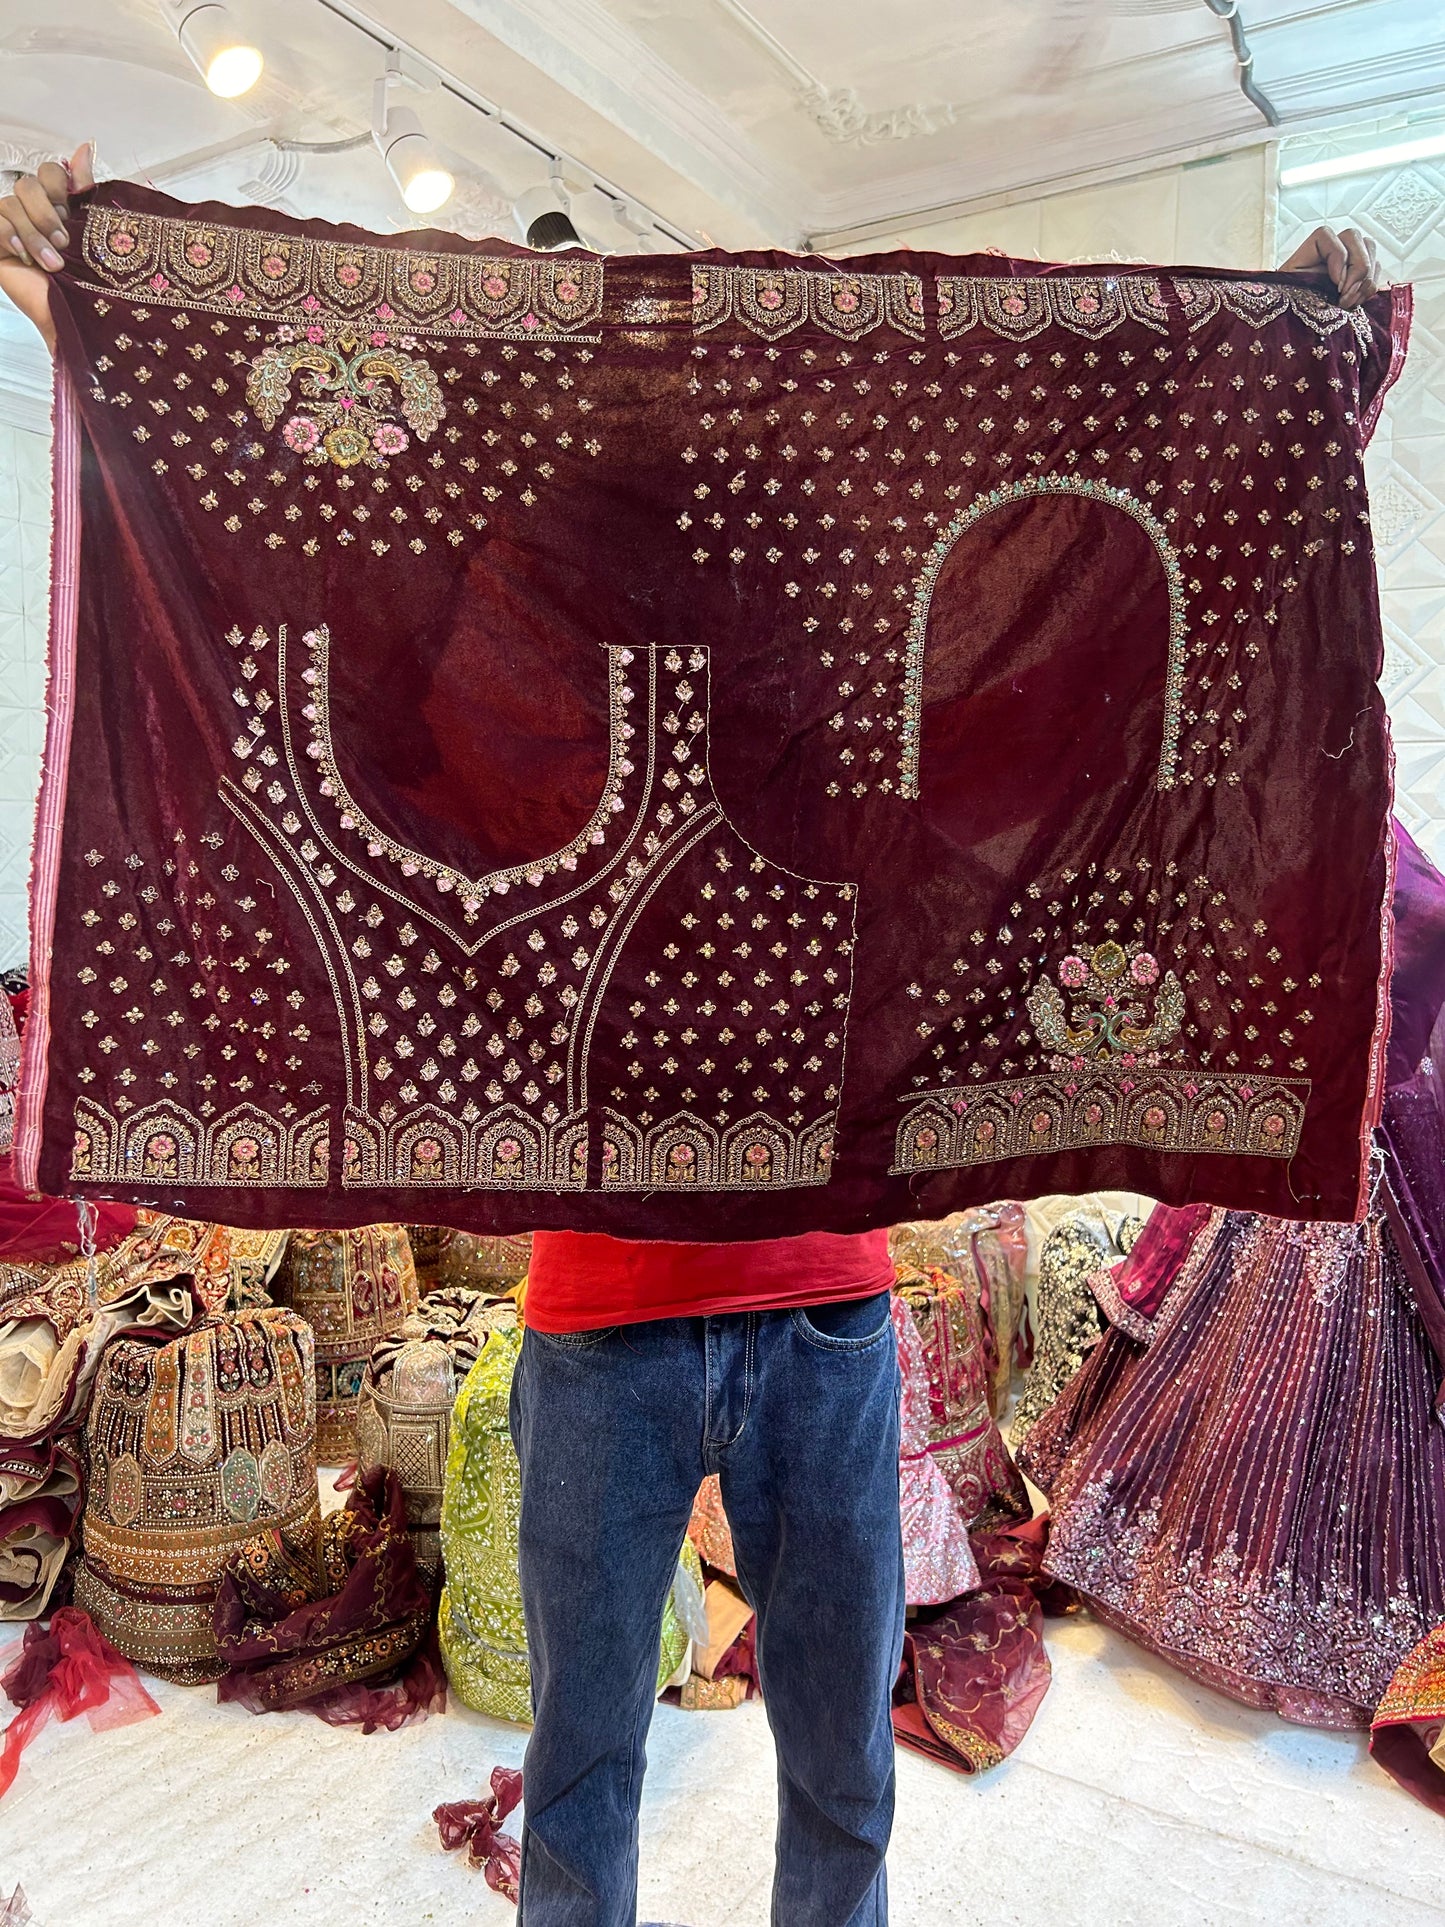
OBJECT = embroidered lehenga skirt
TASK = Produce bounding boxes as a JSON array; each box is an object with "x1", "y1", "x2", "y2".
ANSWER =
[
  {"x1": 74, "y1": 1306, "x2": 320, "y2": 1683},
  {"x1": 273, "y1": 1226, "x2": 418, "y2": 1461},
  {"x1": 1022, "y1": 1207, "x2": 1445, "y2": 1727},
  {"x1": 404, "y1": 1228, "x2": 532, "y2": 1296}
]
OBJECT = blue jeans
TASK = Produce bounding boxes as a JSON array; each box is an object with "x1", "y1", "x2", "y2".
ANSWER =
[{"x1": 509, "y1": 1293, "x2": 905, "y2": 1926}]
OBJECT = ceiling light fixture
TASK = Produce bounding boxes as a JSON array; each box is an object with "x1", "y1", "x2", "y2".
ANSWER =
[
  {"x1": 1280, "y1": 131, "x2": 1445, "y2": 188},
  {"x1": 514, "y1": 164, "x2": 582, "y2": 250},
  {"x1": 309, "y1": 0, "x2": 696, "y2": 250},
  {"x1": 373, "y1": 50, "x2": 455, "y2": 215},
  {"x1": 168, "y1": 1, "x2": 265, "y2": 97}
]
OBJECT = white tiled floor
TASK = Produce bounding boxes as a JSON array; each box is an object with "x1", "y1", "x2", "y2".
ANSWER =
[{"x1": 0, "y1": 1606, "x2": 1440, "y2": 1927}]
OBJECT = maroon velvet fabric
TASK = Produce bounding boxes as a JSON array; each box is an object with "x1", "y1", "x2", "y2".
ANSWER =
[{"x1": 21, "y1": 181, "x2": 1407, "y2": 1243}]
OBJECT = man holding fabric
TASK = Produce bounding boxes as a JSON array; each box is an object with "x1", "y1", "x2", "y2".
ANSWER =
[{"x1": 1, "y1": 148, "x2": 1379, "y2": 1927}]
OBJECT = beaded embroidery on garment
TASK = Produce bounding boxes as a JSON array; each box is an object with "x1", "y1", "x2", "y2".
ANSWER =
[
  {"x1": 18, "y1": 182, "x2": 1408, "y2": 1238},
  {"x1": 73, "y1": 1305, "x2": 319, "y2": 1683}
]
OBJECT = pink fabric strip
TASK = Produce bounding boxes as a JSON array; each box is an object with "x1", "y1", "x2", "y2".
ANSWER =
[
  {"x1": 1351, "y1": 285, "x2": 1412, "y2": 1221},
  {"x1": 16, "y1": 371, "x2": 82, "y2": 1193}
]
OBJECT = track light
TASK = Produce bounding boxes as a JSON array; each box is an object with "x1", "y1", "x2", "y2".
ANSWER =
[
  {"x1": 169, "y1": 2, "x2": 264, "y2": 98},
  {"x1": 373, "y1": 57, "x2": 454, "y2": 216},
  {"x1": 514, "y1": 166, "x2": 582, "y2": 251},
  {"x1": 1280, "y1": 131, "x2": 1445, "y2": 188}
]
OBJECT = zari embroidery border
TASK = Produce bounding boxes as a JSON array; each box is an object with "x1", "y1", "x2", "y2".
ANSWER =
[
  {"x1": 299, "y1": 625, "x2": 634, "y2": 917},
  {"x1": 78, "y1": 205, "x2": 604, "y2": 340},
  {"x1": 692, "y1": 265, "x2": 925, "y2": 341},
  {"x1": 936, "y1": 272, "x2": 1374, "y2": 345},
  {"x1": 71, "y1": 1097, "x2": 330, "y2": 1187},
  {"x1": 899, "y1": 475, "x2": 1186, "y2": 799},
  {"x1": 892, "y1": 1070, "x2": 1310, "y2": 1173}
]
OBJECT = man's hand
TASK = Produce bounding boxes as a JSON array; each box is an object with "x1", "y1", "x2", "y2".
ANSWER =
[
  {"x1": 1278, "y1": 224, "x2": 1379, "y2": 310},
  {"x1": 0, "y1": 143, "x2": 96, "y2": 353}
]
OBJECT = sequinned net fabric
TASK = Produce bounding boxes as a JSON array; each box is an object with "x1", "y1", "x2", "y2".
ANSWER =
[
  {"x1": 1021, "y1": 1206, "x2": 1445, "y2": 1727},
  {"x1": 21, "y1": 182, "x2": 1407, "y2": 1241}
]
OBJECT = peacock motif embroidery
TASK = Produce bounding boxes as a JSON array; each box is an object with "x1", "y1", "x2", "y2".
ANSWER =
[
  {"x1": 246, "y1": 321, "x2": 443, "y2": 469},
  {"x1": 1026, "y1": 940, "x2": 1185, "y2": 1073}
]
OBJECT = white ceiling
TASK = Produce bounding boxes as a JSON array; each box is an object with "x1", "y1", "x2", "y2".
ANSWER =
[{"x1": 0, "y1": 0, "x2": 1441, "y2": 251}]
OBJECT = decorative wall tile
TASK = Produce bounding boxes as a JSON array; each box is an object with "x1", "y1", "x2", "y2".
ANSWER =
[
  {"x1": 0, "y1": 422, "x2": 49, "y2": 966},
  {"x1": 1279, "y1": 115, "x2": 1445, "y2": 869}
]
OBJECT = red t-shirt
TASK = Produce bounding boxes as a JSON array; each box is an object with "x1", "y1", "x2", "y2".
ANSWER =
[{"x1": 524, "y1": 1228, "x2": 895, "y2": 1332}]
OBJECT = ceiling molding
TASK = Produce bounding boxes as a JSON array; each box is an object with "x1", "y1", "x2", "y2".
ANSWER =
[
  {"x1": 443, "y1": 0, "x2": 808, "y2": 239},
  {"x1": 709, "y1": 0, "x2": 963, "y2": 146}
]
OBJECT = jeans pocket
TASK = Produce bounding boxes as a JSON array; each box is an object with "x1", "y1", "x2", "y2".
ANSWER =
[
  {"x1": 532, "y1": 1324, "x2": 620, "y2": 1350},
  {"x1": 791, "y1": 1290, "x2": 894, "y2": 1352}
]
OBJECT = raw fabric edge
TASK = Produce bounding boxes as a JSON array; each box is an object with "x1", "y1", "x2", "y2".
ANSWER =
[
  {"x1": 15, "y1": 369, "x2": 82, "y2": 1192},
  {"x1": 1355, "y1": 814, "x2": 1398, "y2": 1222}
]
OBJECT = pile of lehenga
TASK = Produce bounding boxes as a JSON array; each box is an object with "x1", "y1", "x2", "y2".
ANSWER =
[
  {"x1": 5, "y1": 828, "x2": 1445, "y2": 1826},
  {"x1": 1020, "y1": 826, "x2": 1445, "y2": 1812}
]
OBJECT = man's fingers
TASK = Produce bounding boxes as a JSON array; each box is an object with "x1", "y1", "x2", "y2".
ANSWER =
[
  {"x1": 1320, "y1": 234, "x2": 1348, "y2": 297},
  {"x1": 33, "y1": 160, "x2": 70, "y2": 222},
  {"x1": 14, "y1": 177, "x2": 67, "y2": 262},
  {"x1": 0, "y1": 193, "x2": 61, "y2": 270},
  {"x1": 69, "y1": 142, "x2": 96, "y2": 195}
]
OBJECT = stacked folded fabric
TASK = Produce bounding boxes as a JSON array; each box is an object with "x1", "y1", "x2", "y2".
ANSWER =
[
  {"x1": 272, "y1": 1227, "x2": 418, "y2": 1461},
  {"x1": 404, "y1": 1227, "x2": 532, "y2": 1296},
  {"x1": 0, "y1": 1214, "x2": 228, "y2": 1618}
]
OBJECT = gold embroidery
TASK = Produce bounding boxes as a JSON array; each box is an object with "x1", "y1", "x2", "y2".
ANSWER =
[
  {"x1": 1027, "y1": 939, "x2": 1185, "y2": 1068},
  {"x1": 215, "y1": 629, "x2": 858, "y2": 1191},
  {"x1": 936, "y1": 273, "x2": 1371, "y2": 345},
  {"x1": 692, "y1": 265, "x2": 925, "y2": 341},
  {"x1": 246, "y1": 322, "x2": 444, "y2": 470},
  {"x1": 79, "y1": 205, "x2": 604, "y2": 339},
  {"x1": 900, "y1": 476, "x2": 1187, "y2": 798},
  {"x1": 892, "y1": 1068, "x2": 1308, "y2": 1172},
  {"x1": 70, "y1": 1098, "x2": 329, "y2": 1187}
]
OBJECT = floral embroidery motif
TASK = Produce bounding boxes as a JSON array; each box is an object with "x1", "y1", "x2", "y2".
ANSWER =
[
  {"x1": 80, "y1": 206, "x2": 604, "y2": 338},
  {"x1": 937, "y1": 275, "x2": 1170, "y2": 342},
  {"x1": 900, "y1": 476, "x2": 1187, "y2": 798},
  {"x1": 892, "y1": 1069, "x2": 1308, "y2": 1172},
  {"x1": 1026, "y1": 940, "x2": 1185, "y2": 1071},
  {"x1": 71, "y1": 1099, "x2": 329, "y2": 1187},
  {"x1": 691, "y1": 265, "x2": 925, "y2": 340},
  {"x1": 246, "y1": 322, "x2": 443, "y2": 470},
  {"x1": 936, "y1": 273, "x2": 1372, "y2": 345}
]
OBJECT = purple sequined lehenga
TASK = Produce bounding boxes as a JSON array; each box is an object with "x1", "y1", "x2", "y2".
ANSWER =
[{"x1": 1021, "y1": 828, "x2": 1445, "y2": 1730}]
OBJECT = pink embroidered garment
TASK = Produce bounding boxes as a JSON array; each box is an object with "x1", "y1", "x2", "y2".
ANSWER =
[
  {"x1": 892, "y1": 1293, "x2": 980, "y2": 1604},
  {"x1": 20, "y1": 182, "x2": 1408, "y2": 1240}
]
